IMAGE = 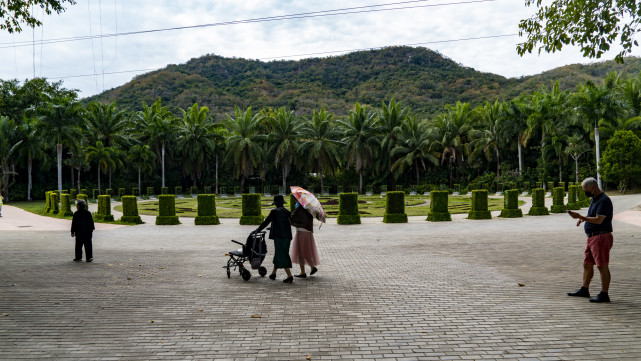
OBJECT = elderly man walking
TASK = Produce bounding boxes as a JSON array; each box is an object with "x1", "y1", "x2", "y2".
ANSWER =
[{"x1": 567, "y1": 177, "x2": 614, "y2": 303}]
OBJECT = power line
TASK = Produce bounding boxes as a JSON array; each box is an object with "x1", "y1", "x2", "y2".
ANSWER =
[
  {"x1": 46, "y1": 33, "x2": 518, "y2": 80},
  {"x1": 0, "y1": 0, "x2": 495, "y2": 49}
]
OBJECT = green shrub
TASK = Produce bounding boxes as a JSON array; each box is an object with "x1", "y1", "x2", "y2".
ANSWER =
[
  {"x1": 204, "y1": 186, "x2": 211, "y2": 194},
  {"x1": 468, "y1": 190, "x2": 492, "y2": 219},
  {"x1": 93, "y1": 189, "x2": 99, "y2": 200},
  {"x1": 577, "y1": 185, "x2": 591, "y2": 207},
  {"x1": 95, "y1": 195, "x2": 114, "y2": 221},
  {"x1": 427, "y1": 191, "x2": 451, "y2": 221},
  {"x1": 566, "y1": 185, "x2": 581, "y2": 210},
  {"x1": 337, "y1": 193, "x2": 361, "y2": 225},
  {"x1": 44, "y1": 191, "x2": 51, "y2": 213},
  {"x1": 499, "y1": 189, "x2": 523, "y2": 218},
  {"x1": 528, "y1": 188, "x2": 549, "y2": 216},
  {"x1": 558, "y1": 182, "x2": 566, "y2": 191},
  {"x1": 76, "y1": 194, "x2": 88, "y2": 205},
  {"x1": 550, "y1": 187, "x2": 566, "y2": 213},
  {"x1": 383, "y1": 191, "x2": 407, "y2": 223},
  {"x1": 59, "y1": 194, "x2": 74, "y2": 217},
  {"x1": 161, "y1": 187, "x2": 168, "y2": 195},
  {"x1": 175, "y1": 186, "x2": 182, "y2": 195},
  {"x1": 49, "y1": 193, "x2": 59, "y2": 215},
  {"x1": 106, "y1": 188, "x2": 113, "y2": 196},
  {"x1": 70, "y1": 189, "x2": 78, "y2": 199},
  {"x1": 289, "y1": 193, "x2": 297, "y2": 213},
  {"x1": 546, "y1": 182, "x2": 554, "y2": 191},
  {"x1": 132, "y1": 187, "x2": 139, "y2": 196},
  {"x1": 190, "y1": 186, "x2": 198, "y2": 195},
  {"x1": 156, "y1": 195, "x2": 180, "y2": 225},
  {"x1": 118, "y1": 188, "x2": 126, "y2": 198},
  {"x1": 80, "y1": 188, "x2": 88, "y2": 197},
  {"x1": 120, "y1": 196, "x2": 143, "y2": 224},
  {"x1": 240, "y1": 193, "x2": 264, "y2": 225},
  {"x1": 195, "y1": 194, "x2": 220, "y2": 225}
]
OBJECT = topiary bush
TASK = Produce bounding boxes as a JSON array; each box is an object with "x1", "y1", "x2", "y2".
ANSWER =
[
  {"x1": 240, "y1": 193, "x2": 264, "y2": 225},
  {"x1": 156, "y1": 195, "x2": 180, "y2": 225},
  {"x1": 106, "y1": 188, "x2": 113, "y2": 197},
  {"x1": 383, "y1": 191, "x2": 407, "y2": 223},
  {"x1": 161, "y1": 187, "x2": 168, "y2": 195},
  {"x1": 195, "y1": 194, "x2": 220, "y2": 225},
  {"x1": 76, "y1": 194, "x2": 88, "y2": 205},
  {"x1": 49, "y1": 193, "x2": 59, "y2": 215},
  {"x1": 118, "y1": 188, "x2": 126, "y2": 198},
  {"x1": 558, "y1": 182, "x2": 566, "y2": 191},
  {"x1": 59, "y1": 194, "x2": 74, "y2": 217},
  {"x1": 550, "y1": 187, "x2": 567, "y2": 213},
  {"x1": 337, "y1": 193, "x2": 361, "y2": 224},
  {"x1": 577, "y1": 185, "x2": 591, "y2": 207},
  {"x1": 92, "y1": 189, "x2": 99, "y2": 200},
  {"x1": 499, "y1": 189, "x2": 523, "y2": 218},
  {"x1": 147, "y1": 187, "x2": 154, "y2": 197},
  {"x1": 175, "y1": 186, "x2": 182, "y2": 195},
  {"x1": 95, "y1": 195, "x2": 114, "y2": 221},
  {"x1": 70, "y1": 189, "x2": 78, "y2": 200},
  {"x1": 528, "y1": 188, "x2": 549, "y2": 216},
  {"x1": 204, "y1": 186, "x2": 211, "y2": 194},
  {"x1": 546, "y1": 182, "x2": 554, "y2": 192},
  {"x1": 132, "y1": 187, "x2": 139, "y2": 196},
  {"x1": 468, "y1": 190, "x2": 492, "y2": 219},
  {"x1": 566, "y1": 185, "x2": 581, "y2": 210},
  {"x1": 120, "y1": 196, "x2": 143, "y2": 224},
  {"x1": 80, "y1": 188, "x2": 88, "y2": 197},
  {"x1": 44, "y1": 191, "x2": 52, "y2": 213},
  {"x1": 427, "y1": 191, "x2": 451, "y2": 221},
  {"x1": 190, "y1": 186, "x2": 198, "y2": 195}
]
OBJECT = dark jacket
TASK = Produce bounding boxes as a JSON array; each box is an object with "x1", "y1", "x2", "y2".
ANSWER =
[
  {"x1": 257, "y1": 206, "x2": 292, "y2": 240},
  {"x1": 291, "y1": 206, "x2": 314, "y2": 232},
  {"x1": 71, "y1": 209, "x2": 95, "y2": 238}
]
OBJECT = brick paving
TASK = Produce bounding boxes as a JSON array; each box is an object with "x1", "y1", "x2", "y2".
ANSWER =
[{"x1": 0, "y1": 194, "x2": 640, "y2": 360}]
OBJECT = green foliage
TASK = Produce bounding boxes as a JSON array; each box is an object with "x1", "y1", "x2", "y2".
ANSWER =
[
  {"x1": 132, "y1": 187, "x2": 139, "y2": 196},
  {"x1": 195, "y1": 194, "x2": 220, "y2": 225},
  {"x1": 240, "y1": 193, "x2": 263, "y2": 225},
  {"x1": 427, "y1": 191, "x2": 451, "y2": 221},
  {"x1": 500, "y1": 189, "x2": 523, "y2": 218},
  {"x1": 59, "y1": 193, "x2": 73, "y2": 217},
  {"x1": 156, "y1": 195, "x2": 180, "y2": 225},
  {"x1": 120, "y1": 196, "x2": 143, "y2": 224},
  {"x1": 175, "y1": 186, "x2": 182, "y2": 195},
  {"x1": 528, "y1": 188, "x2": 549, "y2": 216},
  {"x1": 566, "y1": 185, "x2": 581, "y2": 210},
  {"x1": 337, "y1": 193, "x2": 361, "y2": 225},
  {"x1": 289, "y1": 194, "x2": 297, "y2": 213},
  {"x1": 204, "y1": 186, "x2": 211, "y2": 194},
  {"x1": 80, "y1": 188, "x2": 88, "y2": 196},
  {"x1": 161, "y1": 187, "x2": 168, "y2": 195},
  {"x1": 0, "y1": 0, "x2": 75, "y2": 34},
  {"x1": 190, "y1": 186, "x2": 198, "y2": 195},
  {"x1": 551, "y1": 187, "x2": 566, "y2": 213},
  {"x1": 93, "y1": 189, "x2": 99, "y2": 199},
  {"x1": 49, "y1": 193, "x2": 59, "y2": 215},
  {"x1": 118, "y1": 188, "x2": 126, "y2": 198},
  {"x1": 468, "y1": 190, "x2": 492, "y2": 219},
  {"x1": 577, "y1": 185, "x2": 591, "y2": 207},
  {"x1": 600, "y1": 130, "x2": 641, "y2": 190},
  {"x1": 95, "y1": 195, "x2": 114, "y2": 221},
  {"x1": 76, "y1": 194, "x2": 88, "y2": 205},
  {"x1": 147, "y1": 187, "x2": 154, "y2": 197},
  {"x1": 69, "y1": 188, "x2": 77, "y2": 199},
  {"x1": 106, "y1": 188, "x2": 113, "y2": 196},
  {"x1": 44, "y1": 191, "x2": 51, "y2": 213},
  {"x1": 383, "y1": 191, "x2": 407, "y2": 223}
]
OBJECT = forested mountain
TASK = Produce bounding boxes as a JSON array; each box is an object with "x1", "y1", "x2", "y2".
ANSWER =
[{"x1": 88, "y1": 46, "x2": 641, "y2": 117}]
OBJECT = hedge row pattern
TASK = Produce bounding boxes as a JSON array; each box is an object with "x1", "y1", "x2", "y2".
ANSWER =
[
  {"x1": 76, "y1": 194, "x2": 88, "y2": 205},
  {"x1": 383, "y1": 191, "x2": 407, "y2": 223},
  {"x1": 577, "y1": 185, "x2": 591, "y2": 207},
  {"x1": 499, "y1": 189, "x2": 523, "y2": 218},
  {"x1": 337, "y1": 193, "x2": 361, "y2": 225},
  {"x1": 156, "y1": 195, "x2": 180, "y2": 225},
  {"x1": 49, "y1": 193, "x2": 59, "y2": 215},
  {"x1": 240, "y1": 193, "x2": 264, "y2": 225},
  {"x1": 59, "y1": 194, "x2": 74, "y2": 217},
  {"x1": 468, "y1": 190, "x2": 492, "y2": 219},
  {"x1": 528, "y1": 188, "x2": 549, "y2": 216},
  {"x1": 427, "y1": 191, "x2": 451, "y2": 221},
  {"x1": 120, "y1": 196, "x2": 143, "y2": 224},
  {"x1": 566, "y1": 185, "x2": 581, "y2": 210},
  {"x1": 195, "y1": 194, "x2": 220, "y2": 225},
  {"x1": 95, "y1": 195, "x2": 114, "y2": 221},
  {"x1": 550, "y1": 187, "x2": 567, "y2": 213}
]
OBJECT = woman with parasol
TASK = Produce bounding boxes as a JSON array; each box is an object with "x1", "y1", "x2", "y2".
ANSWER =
[{"x1": 290, "y1": 186, "x2": 325, "y2": 278}]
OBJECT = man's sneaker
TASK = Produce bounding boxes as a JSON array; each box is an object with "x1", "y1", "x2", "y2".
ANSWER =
[
  {"x1": 73, "y1": 259, "x2": 82, "y2": 262},
  {"x1": 86, "y1": 258, "x2": 93, "y2": 263},
  {"x1": 589, "y1": 292, "x2": 610, "y2": 303},
  {"x1": 567, "y1": 287, "x2": 590, "y2": 297}
]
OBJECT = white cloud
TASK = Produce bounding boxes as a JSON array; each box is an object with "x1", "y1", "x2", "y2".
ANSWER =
[{"x1": 0, "y1": 0, "x2": 638, "y2": 97}]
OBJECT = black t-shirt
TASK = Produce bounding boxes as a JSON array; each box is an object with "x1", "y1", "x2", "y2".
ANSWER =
[{"x1": 584, "y1": 192, "x2": 613, "y2": 235}]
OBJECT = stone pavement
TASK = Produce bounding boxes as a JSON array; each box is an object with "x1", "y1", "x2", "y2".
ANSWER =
[{"x1": 1, "y1": 195, "x2": 640, "y2": 360}]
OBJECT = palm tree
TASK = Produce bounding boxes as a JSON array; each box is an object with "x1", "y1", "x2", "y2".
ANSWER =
[
  {"x1": 17, "y1": 116, "x2": 45, "y2": 201},
  {"x1": 128, "y1": 144, "x2": 156, "y2": 193},
  {"x1": 40, "y1": 96, "x2": 84, "y2": 197},
  {"x1": 299, "y1": 108, "x2": 342, "y2": 192},
  {"x1": 0, "y1": 116, "x2": 23, "y2": 201},
  {"x1": 430, "y1": 101, "x2": 474, "y2": 187},
  {"x1": 391, "y1": 115, "x2": 439, "y2": 184},
  {"x1": 470, "y1": 100, "x2": 507, "y2": 176},
  {"x1": 337, "y1": 103, "x2": 380, "y2": 193},
  {"x1": 223, "y1": 106, "x2": 266, "y2": 192},
  {"x1": 65, "y1": 142, "x2": 89, "y2": 193},
  {"x1": 503, "y1": 99, "x2": 530, "y2": 175},
  {"x1": 178, "y1": 103, "x2": 217, "y2": 187},
  {"x1": 134, "y1": 99, "x2": 176, "y2": 188},
  {"x1": 266, "y1": 107, "x2": 302, "y2": 190},
  {"x1": 85, "y1": 141, "x2": 116, "y2": 194},
  {"x1": 376, "y1": 98, "x2": 408, "y2": 181},
  {"x1": 564, "y1": 134, "x2": 590, "y2": 183}
]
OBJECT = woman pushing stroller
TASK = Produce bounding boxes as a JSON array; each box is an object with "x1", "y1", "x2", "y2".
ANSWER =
[{"x1": 255, "y1": 195, "x2": 294, "y2": 283}]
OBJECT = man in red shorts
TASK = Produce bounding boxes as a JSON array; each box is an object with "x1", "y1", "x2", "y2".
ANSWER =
[{"x1": 567, "y1": 177, "x2": 614, "y2": 303}]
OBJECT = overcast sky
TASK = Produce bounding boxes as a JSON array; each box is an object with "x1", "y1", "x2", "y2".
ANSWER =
[{"x1": 1, "y1": 0, "x2": 638, "y2": 98}]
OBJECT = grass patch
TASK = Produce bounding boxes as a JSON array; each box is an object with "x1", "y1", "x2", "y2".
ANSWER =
[{"x1": 10, "y1": 200, "x2": 134, "y2": 225}]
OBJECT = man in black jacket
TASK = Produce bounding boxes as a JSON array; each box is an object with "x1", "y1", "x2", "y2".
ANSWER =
[
  {"x1": 256, "y1": 195, "x2": 294, "y2": 283},
  {"x1": 71, "y1": 200, "x2": 95, "y2": 262}
]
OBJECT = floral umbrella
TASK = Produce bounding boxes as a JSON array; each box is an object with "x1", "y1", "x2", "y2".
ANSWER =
[{"x1": 290, "y1": 186, "x2": 326, "y2": 224}]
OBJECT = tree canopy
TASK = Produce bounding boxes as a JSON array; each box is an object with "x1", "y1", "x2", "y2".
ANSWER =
[{"x1": 0, "y1": 0, "x2": 76, "y2": 33}]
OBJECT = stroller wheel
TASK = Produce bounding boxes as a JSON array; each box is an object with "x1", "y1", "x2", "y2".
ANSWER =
[
  {"x1": 241, "y1": 269, "x2": 252, "y2": 281},
  {"x1": 226, "y1": 268, "x2": 231, "y2": 278},
  {"x1": 258, "y1": 266, "x2": 267, "y2": 277}
]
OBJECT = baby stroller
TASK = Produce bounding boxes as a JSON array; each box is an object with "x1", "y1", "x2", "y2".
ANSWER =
[{"x1": 224, "y1": 230, "x2": 268, "y2": 281}]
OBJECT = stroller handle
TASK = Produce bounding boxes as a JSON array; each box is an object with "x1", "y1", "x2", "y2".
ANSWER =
[{"x1": 231, "y1": 240, "x2": 244, "y2": 246}]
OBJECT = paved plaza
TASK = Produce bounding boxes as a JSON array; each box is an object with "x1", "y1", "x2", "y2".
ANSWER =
[{"x1": 1, "y1": 195, "x2": 640, "y2": 360}]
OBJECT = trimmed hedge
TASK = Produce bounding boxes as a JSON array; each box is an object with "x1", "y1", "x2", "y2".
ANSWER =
[
  {"x1": 44, "y1": 191, "x2": 51, "y2": 213},
  {"x1": 118, "y1": 188, "x2": 126, "y2": 198},
  {"x1": 577, "y1": 185, "x2": 591, "y2": 207},
  {"x1": 59, "y1": 194, "x2": 74, "y2": 217},
  {"x1": 132, "y1": 187, "x2": 139, "y2": 196},
  {"x1": 156, "y1": 195, "x2": 180, "y2": 225},
  {"x1": 190, "y1": 186, "x2": 198, "y2": 195},
  {"x1": 80, "y1": 188, "x2": 88, "y2": 197},
  {"x1": 546, "y1": 182, "x2": 554, "y2": 191},
  {"x1": 427, "y1": 191, "x2": 451, "y2": 221},
  {"x1": 175, "y1": 186, "x2": 182, "y2": 195},
  {"x1": 558, "y1": 182, "x2": 566, "y2": 191},
  {"x1": 204, "y1": 186, "x2": 211, "y2": 194},
  {"x1": 195, "y1": 194, "x2": 220, "y2": 225},
  {"x1": 468, "y1": 190, "x2": 492, "y2": 219},
  {"x1": 76, "y1": 194, "x2": 88, "y2": 205},
  {"x1": 550, "y1": 187, "x2": 567, "y2": 213},
  {"x1": 147, "y1": 187, "x2": 154, "y2": 197},
  {"x1": 106, "y1": 188, "x2": 113, "y2": 197},
  {"x1": 95, "y1": 195, "x2": 114, "y2": 221},
  {"x1": 383, "y1": 191, "x2": 407, "y2": 223},
  {"x1": 289, "y1": 193, "x2": 297, "y2": 213},
  {"x1": 70, "y1": 189, "x2": 78, "y2": 199},
  {"x1": 499, "y1": 189, "x2": 523, "y2": 218},
  {"x1": 566, "y1": 185, "x2": 581, "y2": 210},
  {"x1": 337, "y1": 193, "x2": 361, "y2": 225},
  {"x1": 120, "y1": 196, "x2": 143, "y2": 224},
  {"x1": 49, "y1": 193, "x2": 59, "y2": 215},
  {"x1": 92, "y1": 189, "x2": 99, "y2": 200},
  {"x1": 240, "y1": 193, "x2": 264, "y2": 225},
  {"x1": 161, "y1": 187, "x2": 168, "y2": 195},
  {"x1": 528, "y1": 188, "x2": 549, "y2": 216}
]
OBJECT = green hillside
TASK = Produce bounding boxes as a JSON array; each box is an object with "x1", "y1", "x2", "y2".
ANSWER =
[{"x1": 89, "y1": 46, "x2": 641, "y2": 117}]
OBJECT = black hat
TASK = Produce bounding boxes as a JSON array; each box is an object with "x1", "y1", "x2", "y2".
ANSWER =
[{"x1": 271, "y1": 194, "x2": 286, "y2": 205}]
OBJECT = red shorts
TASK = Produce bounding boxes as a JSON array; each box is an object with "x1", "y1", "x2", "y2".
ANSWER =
[{"x1": 584, "y1": 233, "x2": 614, "y2": 266}]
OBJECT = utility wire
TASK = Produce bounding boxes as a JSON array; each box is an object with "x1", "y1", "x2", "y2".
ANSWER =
[
  {"x1": 0, "y1": 0, "x2": 495, "y2": 49},
  {"x1": 88, "y1": 0, "x2": 99, "y2": 92}
]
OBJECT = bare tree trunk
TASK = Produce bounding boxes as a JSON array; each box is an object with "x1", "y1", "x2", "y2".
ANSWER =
[
  {"x1": 215, "y1": 154, "x2": 218, "y2": 194},
  {"x1": 559, "y1": 156, "x2": 562, "y2": 183},
  {"x1": 496, "y1": 148, "x2": 500, "y2": 177},
  {"x1": 138, "y1": 164, "x2": 142, "y2": 195},
  {"x1": 70, "y1": 166, "x2": 74, "y2": 188},
  {"x1": 282, "y1": 167, "x2": 287, "y2": 191},
  {"x1": 595, "y1": 125, "x2": 602, "y2": 190},
  {"x1": 320, "y1": 166, "x2": 324, "y2": 193},
  {"x1": 57, "y1": 144, "x2": 62, "y2": 198},
  {"x1": 109, "y1": 168, "x2": 112, "y2": 190},
  {"x1": 517, "y1": 141, "x2": 523, "y2": 175},
  {"x1": 161, "y1": 142, "x2": 166, "y2": 188},
  {"x1": 27, "y1": 156, "x2": 32, "y2": 201},
  {"x1": 97, "y1": 166, "x2": 101, "y2": 195},
  {"x1": 575, "y1": 158, "x2": 579, "y2": 183},
  {"x1": 77, "y1": 168, "x2": 81, "y2": 193},
  {"x1": 359, "y1": 169, "x2": 363, "y2": 194}
]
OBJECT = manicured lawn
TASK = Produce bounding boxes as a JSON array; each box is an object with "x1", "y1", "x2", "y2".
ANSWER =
[
  {"x1": 115, "y1": 194, "x2": 521, "y2": 218},
  {"x1": 9, "y1": 200, "x2": 133, "y2": 225}
]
